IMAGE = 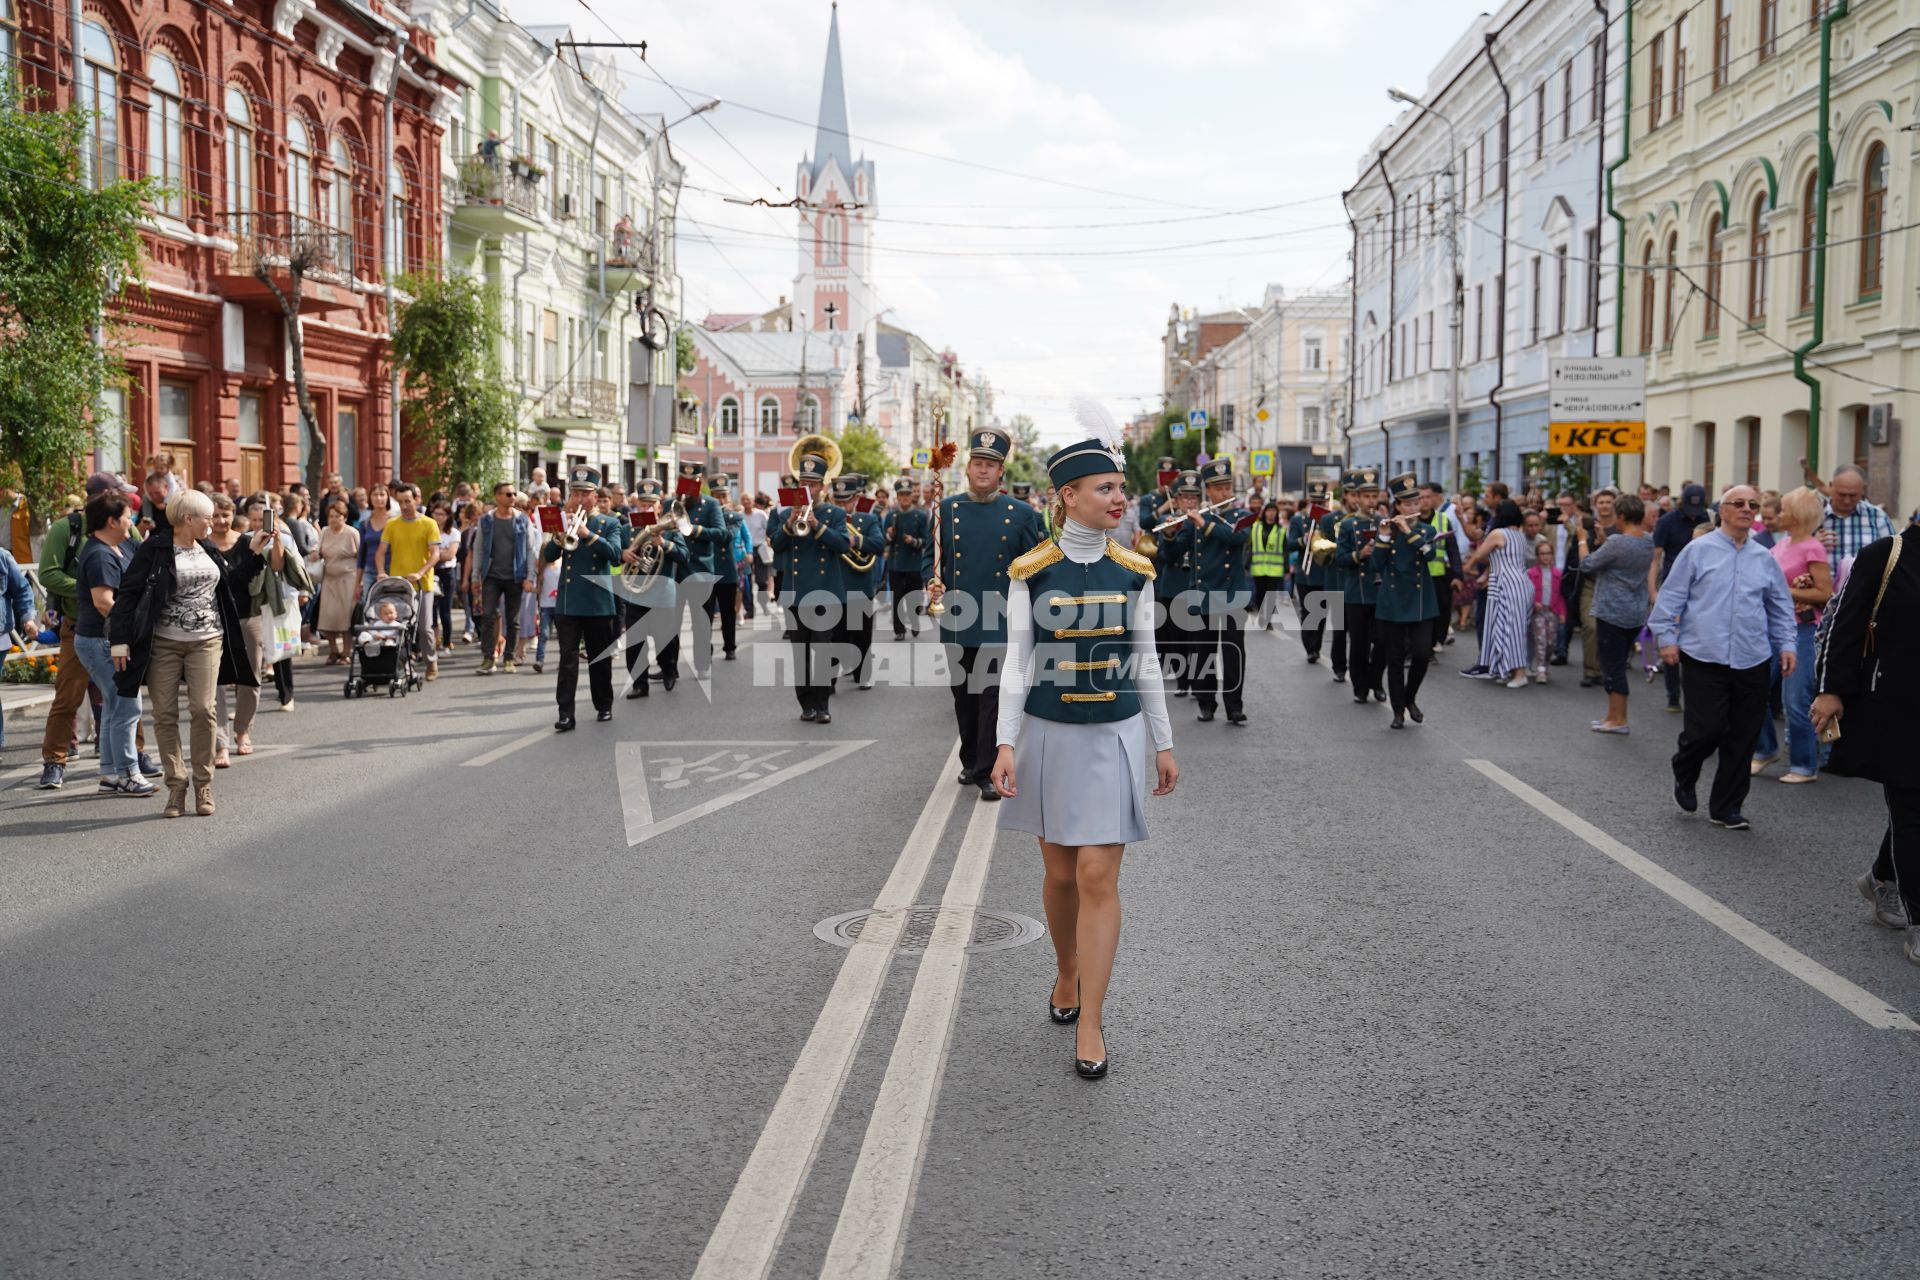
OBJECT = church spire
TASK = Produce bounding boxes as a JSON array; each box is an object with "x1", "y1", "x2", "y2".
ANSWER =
[{"x1": 810, "y1": 4, "x2": 854, "y2": 181}]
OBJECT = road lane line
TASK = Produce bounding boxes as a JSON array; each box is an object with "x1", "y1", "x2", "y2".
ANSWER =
[
  {"x1": 820, "y1": 796, "x2": 1000, "y2": 1279},
  {"x1": 692, "y1": 745, "x2": 963, "y2": 1280},
  {"x1": 459, "y1": 727, "x2": 552, "y2": 768},
  {"x1": 1468, "y1": 759, "x2": 1920, "y2": 1033}
]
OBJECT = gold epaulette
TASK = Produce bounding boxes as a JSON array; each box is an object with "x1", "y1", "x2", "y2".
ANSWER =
[
  {"x1": 1008, "y1": 539, "x2": 1064, "y2": 581},
  {"x1": 1105, "y1": 539, "x2": 1155, "y2": 580}
]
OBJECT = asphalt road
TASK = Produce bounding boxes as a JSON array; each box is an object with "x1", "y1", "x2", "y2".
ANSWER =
[{"x1": 2, "y1": 607, "x2": 1916, "y2": 1279}]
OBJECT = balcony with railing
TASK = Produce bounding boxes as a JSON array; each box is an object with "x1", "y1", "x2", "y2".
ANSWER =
[
  {"x1": 535, "y1": 377, "x2": 620, "y2": 427},
  {"x1": 594, "y1": 224, "x2": 652, "y2": 294},
  {"x1": 215, "y1": 211, "x2": 356, "y2": 312},
  {"x1": 448, "y1": 156, "x2": 544, "y2": 236}
]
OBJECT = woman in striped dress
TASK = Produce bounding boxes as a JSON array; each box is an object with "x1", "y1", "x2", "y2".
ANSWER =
[{"x1": 1461, "y1": 499, "x2": 1532, "y2": 688}]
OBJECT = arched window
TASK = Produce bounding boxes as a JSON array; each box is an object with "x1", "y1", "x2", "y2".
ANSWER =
[
  {"x1": 799, "y1": 395, "x2": 821, "y2": 431},
  {"x1": 758, "y1": 397, "x2": 780, "y2": 436},
  {"x1": 1797, "y1": 171, "x2": 1817, "y2": 311},
  {"x1": 1702, "y1": 214, "x2": 1722, "y2": 337},
  {"x1": 330, "y1": 136, "x2": 355, "y2": 270},
  {"x1": 718, "y1": 396, "x2": 740, "y2": 434},
  {"x1": 288, "y1": 117, "x2": 314, "y2": 224},
  {"x1": 1747, "y1": 194, "x2": 1769, "y2": 322},
  {"x1": 1639, "y1": 242, "x2": 1656, "y2": 354},
  {"x1": 822, "y1": 212, "x2": 841, "y2": 265},
  {"x1": 79, "y1": 20, "x2": 118, "y2": 188},
  {"x1": 224, "y1": 85, "x2": 255, "y2": 220},
  {"x1": 1662, "y1": 231, "x2": 1678, "y2": 346},
  {"x1": 1860, "y1": 142, "x2": 1888, "y2": 298},
  {"x1": 147, "y1": 53, "x2": 184, "y2": 216}
]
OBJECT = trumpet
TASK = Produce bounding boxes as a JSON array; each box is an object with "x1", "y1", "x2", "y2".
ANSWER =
[
  {"x1": 1150, "y1": 495, "x2": 1237, "y2": 535},
  {"x1": 560, "y1": 504, "x2": 590, "y2": 550},
  {"x1": 667, "y1": 495, "x2": 695, "y2": 538}
]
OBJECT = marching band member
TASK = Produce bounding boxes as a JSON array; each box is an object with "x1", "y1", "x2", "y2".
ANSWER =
[
  {"x1": 770, "y1": 470, "x2": 799, "y2": 607},
  {"x1": 769, "y1": 450, "x2": 850, "y2": 724},
  {"x1": 882, "y1": 478, "x2": 928, "y2": 641},
  {"x1": 673, "y1": 460, "x2": 730, "y2": 681},
  {"x1": 1136, "y1": 454, "x2": 1177, "y2": 539},
  {"x1": 1334, "y1": 467, "x2": 1386, "y2": 705},
  {"x1": 706, "y1": 473, "x2": 744, "y2": 661},
  {"x1": 1287, "y1": 480, "x2": 1333, "y2": 663},
  {"x1": 1184, "y1": 456, "x2": 1251, "y2": 725},
  {"x1": 992, "y1": 419, "x2": 1178, "y2": 1081},
  {"x1": 1154, "y1": 470, "x2": 1203, "y2": 699},
  {"x1": 1370, "y1": 472, "x2": 1441, "y2": 729},
  {"x1": 618, "y1": 477, "x2": 689, "y2": 699},
  {"x1": 834, "y1": 473, "x2": 883, "y2": 690},
  {"x1": 923, "y1": 427, "x2": 1047, "y2": 801},
  {"x1": 541, "y1": 465, "x2": 623, "y2": 731}
]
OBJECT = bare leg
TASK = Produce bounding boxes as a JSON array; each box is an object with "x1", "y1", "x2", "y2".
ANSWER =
[
  {"x1": 1039, "y1": 840, "x2": 1080, "y2": 1007},
  {"x1": 1072, "y1": 843, "x2": 1125, "y2": 1061}
]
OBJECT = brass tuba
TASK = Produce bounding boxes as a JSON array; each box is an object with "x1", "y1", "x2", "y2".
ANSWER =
[{"x1": 786, "y1": 433, "x2": 842, "y2": 536}]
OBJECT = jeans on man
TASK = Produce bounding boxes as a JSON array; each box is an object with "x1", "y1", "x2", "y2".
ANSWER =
[
  {"x1": 479, "y1": 576, "x2": 523, "y2": 659},
  {"x1": 74, "y1": 634, "x2": 143, "y2": 777}
]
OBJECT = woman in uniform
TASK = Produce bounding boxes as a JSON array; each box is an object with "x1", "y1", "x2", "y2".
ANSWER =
[
  {"x1": 1369, "y1": 473, "x2": 1441, "y2": 729},
  {"x1": 990, "y1": 421, "x2": 1179, "y2": 1080}
]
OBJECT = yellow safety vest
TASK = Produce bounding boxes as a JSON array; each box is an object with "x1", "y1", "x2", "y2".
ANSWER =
[
  {"x1": 1250, "y1": 521, "x2": 1285, "y2": 577},
  {"x1": 1426, "y1": 511, "x2": 1451, "y2": 576}
]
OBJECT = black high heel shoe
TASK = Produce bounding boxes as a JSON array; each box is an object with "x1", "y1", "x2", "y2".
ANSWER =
[
  {"x1": 1048, "y1": 980, "x2": 1080, "y2": 1025},
  {"x1": 1074, "y1": 1027, "x2": 1109, "y2": 1080}
]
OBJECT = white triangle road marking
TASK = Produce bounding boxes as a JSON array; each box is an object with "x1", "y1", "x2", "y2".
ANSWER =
[{"x1": 616, "y1": 739, "x2": 874, "y2": 847}]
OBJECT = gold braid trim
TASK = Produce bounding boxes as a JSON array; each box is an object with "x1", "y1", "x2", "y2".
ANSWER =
[
  {"x1": 1104, "y1": 539, "x2": 1155, "y2": 580},
  {"x1": 1008, "y1": 539, "x2": 1064, "y2": 581}
]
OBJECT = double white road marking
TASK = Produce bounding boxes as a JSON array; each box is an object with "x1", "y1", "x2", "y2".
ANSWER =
[{"x1": 694, "y1": 745, "x2": 990, "y2": 1279}]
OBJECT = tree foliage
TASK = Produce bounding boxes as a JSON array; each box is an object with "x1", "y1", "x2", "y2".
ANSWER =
[
  {"x1": 1521, "y1": 451, "x2": 1592, "y2": 498},
  {"x1": 0, "y1": 84, "x2": 155, "y2": 526},
  {"x1": 1122, "y1": 407, "x2": 1205, "y2": 493},
  {"x1": 1002, "y1": 413, "x2": 1045, "y2": 489},
  {"x1": 675, "y1": 325, "x2": 696, "y2": 375},
  {"x1": 391, "y1": 272, "x2": 518, "y2": 492},
  {"x1": 836, "y1": 421, "x2": 895, "y2": 487}
]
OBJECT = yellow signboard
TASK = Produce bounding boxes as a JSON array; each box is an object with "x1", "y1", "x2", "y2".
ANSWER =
[
  {"x1": 911, "y1": 448, "x2": 932, "y2": 467},
  {"x1": 1548, "y1": 422, "x2": 1645, "y2": 454},
  {"x1": 1249, "y1": 449, "x2": 1276, "y2": 476}
]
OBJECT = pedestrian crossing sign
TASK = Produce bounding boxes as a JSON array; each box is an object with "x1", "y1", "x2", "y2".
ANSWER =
[
  {"x1": 1250, "y1": 449, "x2": 1275, "y2": 476},
  {"x1": 912, "y1": 448, "x2": 932, "y2": 467},
  {"x1": 1169, "y1": 421, "x2": 1187, "y2": 440}
]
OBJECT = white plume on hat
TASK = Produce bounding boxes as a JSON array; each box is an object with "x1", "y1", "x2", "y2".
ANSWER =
[{"x1": 1070, "y1": 396, "x2": 1125, "y2": 453}]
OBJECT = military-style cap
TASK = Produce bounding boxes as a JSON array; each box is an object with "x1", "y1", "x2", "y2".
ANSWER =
[
  {"x1": 1386, "y1": 471, "x2": 1420, "y2": 502},
  {"x1": 1342, "y1": 467, "x2": 1381, "y2": 492},
  {"x1": 969, "y1": 428, "x2": 1012, "y2": 462},
  {"x1": 1156, "y1": 455, "x2": 1177, "y2": 470},
  {"x1": 893, "y1": 478, "x2": 913, "y2": 494},
  {"x1": 1045, "y1": 439, "x2": 1125, "y2": 489},
  {"x1": 567, "y1": 465, "x2": 601, "y2": 491},
  {"x1": 677, "y1": 460, "x2": 706, "y2": 481},
  {"x1": 1010, "y1": 480, "x2": 1034, "y2": 498},
  {"x1": 634, "y1": 478, "x2": 665, "y2": 500},
  {"x1": 1199, "y1": 457, "x2": 1233, "y2": 487},
  {"x1": 796, "y1": 454, "x2": 832, "y2": 483},
  {"x1": 830, "y1": 474, "x2": 864, "y2": 500},
  {"x1": 1174, "y1": 469, "x2": 1202, "y2": 497},
  {"x1": 1305, "y1": 479, "x2": 1331, "y2": 503},
  {"x1": 780, "y1": 472, "x2": 798, "y2": 487},
  {"x1": 708, "y1": 472, "x2": 732, "y2": 491}
]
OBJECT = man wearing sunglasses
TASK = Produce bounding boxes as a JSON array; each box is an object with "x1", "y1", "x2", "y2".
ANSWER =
[{"x1": 1647, "y1": 485, "x2": 1798, "y2": 831}]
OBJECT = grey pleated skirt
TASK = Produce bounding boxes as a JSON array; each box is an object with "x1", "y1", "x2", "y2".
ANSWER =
[{"x1": 996, "y1": 712, "x2": 1150, "y2": 846}]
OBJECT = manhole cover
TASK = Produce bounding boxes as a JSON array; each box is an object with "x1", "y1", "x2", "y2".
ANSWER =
[{"x1": 814, "y1": 905, "x2": 1046, "y2": 954}]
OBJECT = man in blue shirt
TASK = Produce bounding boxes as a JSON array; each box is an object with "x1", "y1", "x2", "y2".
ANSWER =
[
  {"x1": 1648, "y1": 484, "x2": 1797, "y2": 830},
  {"x1": 471, "y1": 482, "x2": 533, "y2": 674}
]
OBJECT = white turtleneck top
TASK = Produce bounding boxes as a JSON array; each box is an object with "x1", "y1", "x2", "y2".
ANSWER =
[{"x1": 995, "y1": 517, "x2": 1175, "y2": 752}]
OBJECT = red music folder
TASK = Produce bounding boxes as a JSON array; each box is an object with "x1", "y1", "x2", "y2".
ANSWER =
[
  {"x1": 536, "y1": 505, "x2": 563, "y2": 533},
  {"x1": 629, "y1": 510, "x2": 658, "y2": 528},
  {"x1": 1157, "y1": 469, "x2": 1180, "y2": 488},
  {"x1": 853, "y1": 496, "x2": 877, "y2": 514},
  {"x1": 674, "y1": 475, "x2": 703, "y2": 499},
  {"x1": 1233, "y1": 512, "x2": 1257, "y2": 532},
  {"x1": 777, "y1": 487, "x2": 809, "y2": 508}
]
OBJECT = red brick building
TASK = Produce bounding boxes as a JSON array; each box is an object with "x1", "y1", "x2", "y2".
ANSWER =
[{"x1": 10, "y1": 0, "x2": 455, "y2": 490}]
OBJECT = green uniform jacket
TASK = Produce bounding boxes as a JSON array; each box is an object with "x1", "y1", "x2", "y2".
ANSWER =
[
  {"x1": 683, "y1": 494, "x2": 731, "y2": 580},
  {"x1": 540, "y1": 513, "x2": 624, "y2": 617},
  {"x1": 1371, "y1": 521, "x2": 1440, "y2": 623},
  {"x1": 616, "y1": 525, "x2": 689, "y2": 608},
  {"x1": 1286, "y1": 511, "x2": 1327, "y2": 588},
  {"x1": 1190, "y1": 504, "x2": 1251, "y2": 615},
  {"x1": 881, "y1": 505, "x2": 929, "y2": 578},
  {"x1": 769, "y1": 502, "x2": 851, "y2": 605},
  {"x1": 1334, "y1": 514, "x2": 1381, "y2": 607},
  {"x1": 843, "y1": 507, "x2": 885, "y2": 600},
  {"x1": 922, "y1": 493, "x2": 1046, "y2": 647}
]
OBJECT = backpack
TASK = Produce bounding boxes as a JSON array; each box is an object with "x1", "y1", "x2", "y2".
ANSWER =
[{"x1": 59, "y1": 510, "x2": 84, "y2": 581}]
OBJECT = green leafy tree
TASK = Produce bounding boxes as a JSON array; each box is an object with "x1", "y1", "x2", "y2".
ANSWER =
[
  {"x1": 1003, "y1": 413, "x2": 1045, "y2": 489},
  {"x1": 1459, "y1": 465, "x2": 1485, "y2": 498},
  {"x1": 0, "y1": 84, "x2": 155, "y2": 527},
  {"x1": 391, "y1": 272, "x2": 519, "y2": 492},
  {"x1": 675, "y1": 325, "x2": 697, "y2": 376},
  {"x1": 1521, "y1": 451, "x2": 1592, "y2": 498},
  {"x1": 836, "y1": 421, "x2": 895, "y2": 487},
  {"x1": 1122, "y1": 407, "x2": 1204, "y2": 493}
]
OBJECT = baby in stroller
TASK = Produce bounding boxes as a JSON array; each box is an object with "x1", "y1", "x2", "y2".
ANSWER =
[{"x1": 345, "y1": 577, "x2": 421, "y2": 697}]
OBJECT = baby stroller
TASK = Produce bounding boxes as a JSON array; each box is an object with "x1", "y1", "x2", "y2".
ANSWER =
[{"x1": 344, "y1": 576, "x2": 423, "y2": 698}]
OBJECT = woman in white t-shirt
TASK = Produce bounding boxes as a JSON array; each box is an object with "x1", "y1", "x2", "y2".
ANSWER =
[{"x1": 532, "y1": 553, "x2": 561, "y2": 673}]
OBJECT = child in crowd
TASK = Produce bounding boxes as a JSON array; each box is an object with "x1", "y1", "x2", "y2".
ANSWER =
[
  {"x1": 1525, "y1": 538, "x2": 1564, "y2": 684},
  {"x1": 144, "y1": 452, "x2": 185, "y2": 498},
  {"x1": 356, "y1": 600, "x2": 402, "y2": 658}
]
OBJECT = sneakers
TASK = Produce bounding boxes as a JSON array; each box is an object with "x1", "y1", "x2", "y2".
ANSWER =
[
  {"x1": 136, "y1": 752, "x2": 162, "y2": 777},
  {"x1": 1857, "y1": 872, "x2": 1909, "y2": 930},
  {"x1": 37, "y1": 762, "x2": 64, "y2": 790},
  {"x1": 1710, "y1": 812, "x2": 1752, "y2": 831},
  {"x1": 477, "y1": 659, "x2": 495, "y2": 675},
  {"x1": 1461, "y1": 665, "x2": 1490, "y2": 678},
  {"x1": 1906, "y1": 929, "x2": 1920, "y2": 967},
  {"x1": 1674, "y1": 781, "x2": 1698, "y2": 813},
  {"x1": 502, "y1": 660, "x2": 518, "y2": 673},
  {"x1": 100, "y1": 771, "x2": 156, "y2": 797}
]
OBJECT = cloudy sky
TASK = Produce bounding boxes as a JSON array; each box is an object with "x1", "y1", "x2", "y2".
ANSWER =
[{"x1": 514, "y1": 0, "x2": 1492, "y2": 445}]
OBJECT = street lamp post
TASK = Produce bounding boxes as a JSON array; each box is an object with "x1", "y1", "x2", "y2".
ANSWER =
[{"x1": 1388, "y1": 86, "x2": 1462, "y2": 494}]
